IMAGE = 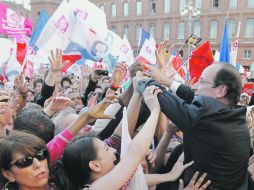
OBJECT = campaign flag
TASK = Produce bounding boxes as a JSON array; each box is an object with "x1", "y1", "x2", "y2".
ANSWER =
[
  {"x1": 219, "y1": 21, "x2": 230, "y2": 63},
  {"x1": 120, "y1": 35, "x2": 134, "y2": 65},
  {"x1": 61, "y1": 54, "x2": 82, "y2": 72},
  {"x1": 138, "y1": 28, "x2": 150, "y2": 49},
  {"x1": 29, "y1": 10, "x2": 49, "y2": 47},
  {"x1": 172, "y1": 53, "x2": 185, "y2": 79},
  {"x1": 35, "y1": 0, "x2": 109, "y2": 63},
  {"x1": 0, "y1": 38, "x2": 13, "y2": 65},
  {"x1": 189, "y1": 41, "x2": 214, "y2": 83},
  {"x1": 2, "y1": 42, "x2": 22, "y2": 83},
  {"x1": 185, "y1": 34, "x2": 202, "y2": 48},
  {"x1": 0, "y1": 3, "x2": 32, "y2": 42},
  {"x1": 16, "y1": 43, "x2": 27, "y2": 65},
  {"x1": 35, "y1": 0, "x2": 75, "y2": 55},
  {"x1": 230, "y1": 22, "x2": 241, "y2": 67},
  {"x1": 135, "y1": 39, "x2": 157, "y2": 65}
]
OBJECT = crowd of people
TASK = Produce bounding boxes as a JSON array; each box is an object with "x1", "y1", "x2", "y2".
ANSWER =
[{"x1": 0, "y1": 40, "x2": 254, "y2": 190}]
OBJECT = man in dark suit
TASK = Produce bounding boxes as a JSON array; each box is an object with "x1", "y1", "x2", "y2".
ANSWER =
[{"x1": 140, "y1": 61, "x2": 251, "y2": 189}]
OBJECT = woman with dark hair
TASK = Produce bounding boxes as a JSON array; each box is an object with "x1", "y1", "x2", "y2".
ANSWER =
[{"x1": 0, "y1": 131, "x2": 53, "y2": 190}]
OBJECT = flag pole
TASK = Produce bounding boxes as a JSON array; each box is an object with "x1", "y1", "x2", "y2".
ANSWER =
[
  {"x1": 172, "y1": 57, "x2": 191, "y2": 79},
  {"x1": 177, "y1": 40, "x2": 186, "y2": 53}
]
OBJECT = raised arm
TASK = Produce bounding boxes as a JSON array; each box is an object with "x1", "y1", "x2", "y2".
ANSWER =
[{"x1": 89, "y1": 85, "x2": 161, "y2": 190}]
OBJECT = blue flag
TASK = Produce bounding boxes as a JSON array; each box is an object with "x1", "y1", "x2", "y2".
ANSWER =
[
  {"x1": 138, "y1": 28, "x2": 150, "y2": 49},
  {"x1": 219, "y1": 21, "x2": 230, "y2": 63},
  {"x1": 29, "y1": 10, "x2": 49, "y2": 47}
]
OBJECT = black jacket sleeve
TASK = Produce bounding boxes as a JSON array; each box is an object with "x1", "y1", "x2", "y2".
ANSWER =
[
  {"x1": 81, "y1": 78, "x2": 98, "y2": 106},
  {"x1": 35, "y1": 82, "x2": 55, "y2": 107},
  {"x1": 176, "y1": 84, "x2": 195, "y2": 104},
  {"x1": 97, "y1": 106, "x2": 124, "y2": 140}
]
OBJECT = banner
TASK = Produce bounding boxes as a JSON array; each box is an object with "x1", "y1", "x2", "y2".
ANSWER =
[{"x1": 0, "y1": 3, "x2": 32, "y2": 42}]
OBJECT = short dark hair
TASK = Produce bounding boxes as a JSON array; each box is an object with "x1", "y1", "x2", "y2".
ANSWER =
[
  {"x1": 213, "y1": 64, "x2": 242, "y2": 105},
  {"x1": 33, "y1": 78, "x2": 43, "y2": 88},
  {"x1": 51, "y1": 136, "x2": 98, "y2": 190},
  {"x1": 14, "y1": 109, "x2": 55, "y2": 143},
  {"x1": 61, "y1": 76, "x2": 72, "y2": 88}
]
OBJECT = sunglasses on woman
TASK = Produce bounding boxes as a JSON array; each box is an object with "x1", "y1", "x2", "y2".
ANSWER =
[{"x1": 8, "y1": 149, "x2": 49, "y2": 169}]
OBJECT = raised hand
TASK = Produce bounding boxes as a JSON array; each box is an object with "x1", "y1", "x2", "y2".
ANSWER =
[
  {"x1": 47, "y1": 96, "x2": 72, "y2": 112},
  {"x1": 48, "y1": 49, "x2": 67, "y2": 73},
  {"x1": 85, "y1": 94, "x2": 118, "y2": 121},
  {"x1": 156, "y1": 40, "x2": 173, "y2": 70},
  {"x1": 146, "y1": 149, "x2": 157, "y2": 168},
  {"x1": 143, "y1": 85, "x2": 162, "y2": 111},
  {"x1": 132, "y1": 71, "x2": 148, "y2": 93},
  {"x1": 81, "y1": 65, "x2": 92, "y2": 79},
  {"x1": 14, "y1": 74, "x2": 27, "y2": 96},
  {"x1": 165, "y1": 153, "x2": 194, "y2": 181},
  {"x1": 111, "y1": 62, "x2": 128, "y2": 86},
  {"x1": 179, "y1": 172, "x2": 211, "y2": 190}
]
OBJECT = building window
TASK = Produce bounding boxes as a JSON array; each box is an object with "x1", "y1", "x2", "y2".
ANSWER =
[
  {"x1": 245, "y1": 19, "x2": 254, "y2": 38},
  {"x1": 229, "y1": 0, "x2": 237, "y2": 8},
  {"x1": 228, "y1": 19, "x2": 236, "y2": 38},
  {"x1": 180, "y1": 0, "x2": 186, "y2": 12},
  {"x1": 212, "y1": 0, "x2": 219, "y2": 8},
  {"x1": 194, "y1": 21, "x2": 201, "y2": 37},
  {"x1": 136, "y1": 24, "x2": 142, "y2": 40},
  {"x1": 150, "y1": 0, "x2": 156, "y2": 14},
  {"x1": 123, "y1": 25, "x2": 129, "y2": 38},
  {"x1": 195, "y1": 0, "x2": 202, "y2": 9},
  {"x1": 165, "y1": 0, "x2": 170, "y2": 13},
  {"x1": 136, "y1": 0, "x2": 142, "y2": 15},
  {"x1": 150, "y1": 23, "x2": 156, "y2": 38},
  {"x1": 248, "y1": 0, "x2": 254, "y2": 7},
  {"x1": 99, "y1": 4, "x2": 105, "y2": 12},
  {"x1": 163, "y1": 23, "x2": 170, "y2": 40},
  {"x1": 111, "y1": 25, "x2": 116, "y2": 33},
  {"x1": 124, "y1": 2, "x2": 129, "y2": 16},
  {"x1": 178, "y1": 22, "x2": 185, "y2": 39},
  {"x1": 244, "y1": 50, "x2": 251, "y2": 59},
  {"x1": 111, "y1": 3, "x2": 116, "y2": 17},
  {"x1": 210, "y1": 20, "x2": 218, "y2": 40}
]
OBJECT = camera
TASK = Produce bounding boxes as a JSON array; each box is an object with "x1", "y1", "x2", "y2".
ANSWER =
[
  {"x1": 95, "y1": 70, "x2": 109, "y2": 76},
  {"x1": 248, "y1": 78, "x2": 254, "y2": 83}
]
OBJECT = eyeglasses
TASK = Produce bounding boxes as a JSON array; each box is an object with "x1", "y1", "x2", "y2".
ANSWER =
[
  {"x1": 198, "y1": 78, "x2": 214, "y2": 85},
  {"x1": 8, "y1": 149, "x2": 49, "y2": 169}
]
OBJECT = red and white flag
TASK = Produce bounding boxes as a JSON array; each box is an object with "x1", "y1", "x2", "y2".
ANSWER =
[{"x1": 230, "y1": 22, "x2": 241, "y2": 67}]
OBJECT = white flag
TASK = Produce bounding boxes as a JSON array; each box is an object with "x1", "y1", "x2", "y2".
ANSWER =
[{"x1": 230, "y1": 22, "x2": 241, "y2": 67}]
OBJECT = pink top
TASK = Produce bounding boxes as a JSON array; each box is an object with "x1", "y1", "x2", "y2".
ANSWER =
[{"x1": 47, "y1": 129, "x2": 73, "y2": 162}]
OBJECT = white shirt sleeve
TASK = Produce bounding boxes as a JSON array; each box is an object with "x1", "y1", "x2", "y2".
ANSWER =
[
  {"x1": 92, "y1": 103, "x2": 122, "y2": 135},
  {"x1": 170, "y1": 81, "x2": 182, "y2": 95}
]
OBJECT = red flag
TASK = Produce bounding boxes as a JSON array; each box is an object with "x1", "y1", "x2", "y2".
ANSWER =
[
  {"x1": 16, "y1": 43, "x2": 27, "y2": 65},
  {"x1": 172, "y1": 54, "x2": 185, "y2": 79},
  {"x1": 189, "y1": 41, "x2": 214, "y2": 83},
  {"x1": 61, "y1": 54, "x2": 81, "y2": 72}
]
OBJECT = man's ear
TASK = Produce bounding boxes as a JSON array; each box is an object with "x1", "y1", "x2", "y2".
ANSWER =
[
  {"x1": 216, "y1": 84, "x2": 228, "y2": 98},
  {"x1": 1, "y1": 169, "x2": 15, "y2": 182},
  {"x1": 88, "y1": 160, "x2": 101, "y2": 173}
]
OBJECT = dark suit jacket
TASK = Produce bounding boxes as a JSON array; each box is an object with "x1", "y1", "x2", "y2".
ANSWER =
[{"x1": 157, "y1": 84, "x2": 251, "y2": 190}]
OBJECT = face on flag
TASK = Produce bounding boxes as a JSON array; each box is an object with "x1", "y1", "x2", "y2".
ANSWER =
[{"x1": 91, "y1": 41, "x2": 109, "y2": 59}]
